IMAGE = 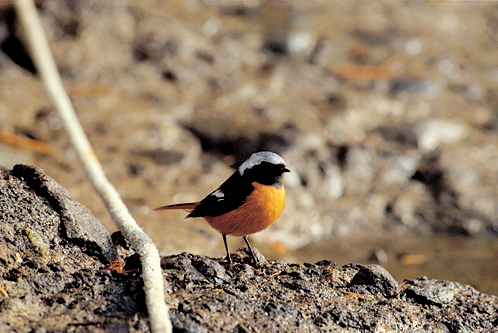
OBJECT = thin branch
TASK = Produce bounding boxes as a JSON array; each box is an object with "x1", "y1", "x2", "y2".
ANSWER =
[{"x1": 13, "y1": 1, "x2": 172, "y2": 332}]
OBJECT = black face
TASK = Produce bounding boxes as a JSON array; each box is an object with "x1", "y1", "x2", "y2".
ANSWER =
[{"x1": 243, "y1": 162, "x2": 290, "y2": 187}]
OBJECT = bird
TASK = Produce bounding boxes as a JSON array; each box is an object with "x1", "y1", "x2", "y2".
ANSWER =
[{"x1": 155, "y1": 151, "x2": 290, "y2": 264}]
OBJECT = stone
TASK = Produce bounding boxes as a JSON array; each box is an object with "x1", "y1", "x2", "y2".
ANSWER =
[{"x1": 349, "y1": 263, "x2": 399, "y2": 297}]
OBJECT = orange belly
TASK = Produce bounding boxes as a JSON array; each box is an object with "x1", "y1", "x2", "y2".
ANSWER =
[{"x1": 204, "y1": 182, "x2": 286, "y2": 237}]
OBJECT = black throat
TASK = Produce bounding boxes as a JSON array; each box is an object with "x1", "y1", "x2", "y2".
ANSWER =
[{"x1": 242, "y1": 162, "x2": 286, "y2": 188}]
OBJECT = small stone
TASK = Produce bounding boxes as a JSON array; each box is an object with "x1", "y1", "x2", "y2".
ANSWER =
[
  {"x1": 191, "y1": 257, "x2": 231, "y2": 284},
  {"x1": 349, "y1": 264, "x2": 399, "y2": 297},
  {"x1": 462, "y1": 218, "x2": 484, "y2": 236},
  {"x1": 404, "y1": 279, "x2": 456, "y2": 306},
  {"x1": 315, "y1": 260, "x2": 338, "y2": 267},
  {"x1": 415, "y1": 119, "x2": 469, "y2": 151},
  {"x1": 368, "y1": 248, "x2": 388, "y2": 265},
  {"x1": 231, "y1": 247, "x2": 266, "y2": 265}
]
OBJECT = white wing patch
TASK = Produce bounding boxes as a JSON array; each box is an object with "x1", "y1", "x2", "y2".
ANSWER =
[{"x1": 211, "y1": 189, "x2": 225, "y2": 201}]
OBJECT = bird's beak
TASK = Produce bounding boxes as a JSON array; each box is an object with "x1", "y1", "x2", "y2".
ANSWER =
[{"x1": 283, "y1": 168, "x2": 290, "y2": 173}]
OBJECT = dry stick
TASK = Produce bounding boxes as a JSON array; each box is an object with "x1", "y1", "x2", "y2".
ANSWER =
[{"x1": 13, "y1": 1, "x2": 172, "y2": 332}]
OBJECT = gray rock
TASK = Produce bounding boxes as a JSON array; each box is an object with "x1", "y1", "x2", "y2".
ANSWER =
[
  {"x1": 10, "y1": 164, "x2": 117, "y2": 263},
  {"x1": 403, "y1": 277, "x2": 456, "y2": 306},
  {"x1": 349, "y1": 263, "x2": 399, "y2": 297},
  {"x1": 0, "y1": 164, "x2": 144, "y2": 332}
]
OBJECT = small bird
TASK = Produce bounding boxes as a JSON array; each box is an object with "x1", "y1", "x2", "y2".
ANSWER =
[{"x1": 155, "y1": 151, "x2": 290, "y2": 264}]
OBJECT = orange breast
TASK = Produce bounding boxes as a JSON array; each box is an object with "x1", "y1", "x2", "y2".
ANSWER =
[{"x1": 204, "y1": 182, "x2": 286, "y2": 237}]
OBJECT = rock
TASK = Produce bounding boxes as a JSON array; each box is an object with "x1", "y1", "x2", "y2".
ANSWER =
[
  {"x1": 8, "y1": 164, "x2": 117, "y2": 263},
  {"x1": 400, "y1": 277, "x2": 498, "y2": 332},
  {"x1": 0, "y1": 164, "x2": 145, "y2": 332},
  {"x1": 315, "y1": 259, "x2": 338, "y2": 267},
  {"x1": 349, "y1": 264, "x2": 399, "y2": 297},
  {"x1": 1, "y1": 171, "x2": 497, "y2": 332},
  {"x1": 414, "y1": 119, "x2": 469, "y2": 152},
  {"x1": 403, "y1": 277, "x2": 455, "y2": 306},
  {"x1": 161, "y1": 252, "x2": 498, "y2": 332},
  {"x1": 161, "y1": 252, "x2": 231, "y2": 289},
  {"x1": 368, "y1": 247, "x2": 388, "y2": 265}
]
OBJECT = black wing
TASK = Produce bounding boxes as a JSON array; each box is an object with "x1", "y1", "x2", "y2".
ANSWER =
[{"x1": 188, "y1": 171, "x2": 254, "y2": 218}]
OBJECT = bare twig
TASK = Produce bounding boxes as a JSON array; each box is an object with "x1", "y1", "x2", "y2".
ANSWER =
[{"x1": 13, "y1": 1, "x2": 172, "y2": 332}]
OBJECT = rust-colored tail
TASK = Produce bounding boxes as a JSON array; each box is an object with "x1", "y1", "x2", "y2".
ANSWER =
[{"x1": 154, "y1": 202, "x2": 200, "y2": 211}]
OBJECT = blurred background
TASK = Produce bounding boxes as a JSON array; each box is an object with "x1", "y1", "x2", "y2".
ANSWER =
[{"x1": 1, "y1": 1, "x2": 497, "y2": 295}]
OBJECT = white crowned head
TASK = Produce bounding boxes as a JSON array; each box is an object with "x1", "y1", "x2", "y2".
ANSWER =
[{"x1": 238, "y1": 151, "x2": 286, "y2": 175}]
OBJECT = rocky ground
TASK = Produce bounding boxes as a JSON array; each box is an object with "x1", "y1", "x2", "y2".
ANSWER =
[
  {"x1": 1, "y1": 165, "x2": 497, "y2": 332},
  {"x1": 1, "y1": 0, "x2": 497, "y2": 299}
]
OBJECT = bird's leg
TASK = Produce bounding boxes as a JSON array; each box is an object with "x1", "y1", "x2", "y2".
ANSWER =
[
  {"x1": 222, "y1": 234, "x2": 232, "y2": 263},
  {"x1": 243, "y1": 235, "x2": 259, "y2": 264}
]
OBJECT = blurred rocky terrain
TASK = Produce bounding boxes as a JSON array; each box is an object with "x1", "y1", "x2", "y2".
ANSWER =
[
  {"x1": 1, "y1": 164, "x2": 497, "y2": 332},
  {"x1": 0, "y1": 1, "x2": 497, "y2": 294}
]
